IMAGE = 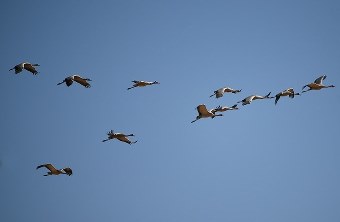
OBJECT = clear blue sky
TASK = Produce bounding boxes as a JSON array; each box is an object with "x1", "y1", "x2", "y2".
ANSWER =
[{"x1": 1, "y1": 0, "x2": 340, "y2": 221}]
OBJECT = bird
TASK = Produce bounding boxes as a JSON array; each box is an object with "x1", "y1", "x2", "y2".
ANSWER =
[
  {"x1": 127, "y1": 80, "x2": 160, "y2": 90},
  {"x1": 9, "y1": 62, "x2": 40, "y2": 75},
  {"x1": 237, "y1": 92, "x2": 273, "y2": 106},
  {"x1": 274, "y1": 88, "x2": 300, "y2": 105},
  {"x1": 191, "y1": 104, "x2": 223, "y2": 123},
  {"x1": 102, "y1": 130, "x2": 137, "y2": 144},
  {"x1": 302, "y1": 75, "x2": 335, "y2": 93},
  {"x1": 57, "y1": 75, "x2": 92, "y2": 88},
  {"x1": 212, "y1": 104, "x2": 239, "y2": 113},
  {"x1": 210, "y1": 87, "x2": 241, "y2": 98},
  {"x1": 36, "y1": 164, "x2": 72, "y2": 176}
]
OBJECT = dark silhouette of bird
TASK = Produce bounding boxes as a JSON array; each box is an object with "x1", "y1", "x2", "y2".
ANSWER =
[
  {"x1": 57, "y1": 75, "x2": 92, "y2": 88},
  {"x1": 127, "y1": 80, "x2": 160, "y2": 90},
  {"x1": 36, "y1": 164, "x2": 72, "y2": 176},
  {"x1": 9, "y1": 62, "x2": 40, "y2": 75},
  {"x1": 102, "y1": 130, "x2": 137, "y2": 144}
]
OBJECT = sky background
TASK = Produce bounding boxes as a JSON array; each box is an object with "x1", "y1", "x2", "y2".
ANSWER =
[{"x1": 1, "y1": 0, "x2": 340, "y2": 221}]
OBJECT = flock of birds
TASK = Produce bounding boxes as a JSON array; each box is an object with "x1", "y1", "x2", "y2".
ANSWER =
[
  {"x1": 9, "y1": 61, "x2": 336, "y2": 177},
  {"x1": 191, "y1": 75, "x2": 335, "y2": 123}
]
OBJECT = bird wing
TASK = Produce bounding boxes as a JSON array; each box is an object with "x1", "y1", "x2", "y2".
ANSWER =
[
  {"x1": 287, "y1": 88, "x2": 294, "y2": 93},
  {"x1": 275, "y1": 95, "x2": 280, "y2": 105},
  {"x1": 287, "y1": 88, "x2": 295, "y2": 98},
  {"x1": 314, "y1": 75, "x2": 326, "y2": 84},
  {"x1": 23, "y1": 63, "x2": 38, "y2": 75},
  {"x1": 246, "y1": 95, "x2": 255, "y2": 102},
  {"x1": 223, "y1": 87, "x2": 233, "y2": 92},
  {"x1": 215, "y1": 89, "x2": 224, "y2": 98},
  {"x1": 12, "y1": 65, "x2": 23, "y2": 74},
  {"x1": 66, "y1": 78, "x2": 73, "y2": 86},
  {"x1": 37, "y1": 164, "x2": 58, "y2": 173},
  {"x1": 132, "y1": 80, "x2": 141, "y2": 83},
  {"x1": 197, "y1": 104, "x2": 210, "y2": 115},
  {"x1": 116, "y1": 135, "x2": 132, "y2": 144},
  {"x1": 73, "y1": 75, "x2": 91, "y2": 88},
  {"x1": 62, "y1": 167, "x2": 73, "y2": 175}
]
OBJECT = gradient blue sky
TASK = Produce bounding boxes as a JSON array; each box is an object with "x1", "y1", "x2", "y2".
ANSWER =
[{"x1": 1, "y1": 0, "x2": 340, "y2": 221}]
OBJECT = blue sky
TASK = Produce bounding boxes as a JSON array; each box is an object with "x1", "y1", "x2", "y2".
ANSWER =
[{"x1": 1, "y1": 0, "x2": 340, "y2": 221}]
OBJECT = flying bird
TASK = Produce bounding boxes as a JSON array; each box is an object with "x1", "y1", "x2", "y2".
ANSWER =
[
  {"x1": 302, "y1": 75, "x2": 335, "y2": 93},
  {"x1": 9, "y1": 62, "x2": 40, "y2": 75},
  {"x1": 36, "y1": 164, "x2": 72, "y2": 176},
  {"x1": 210, "y1": 87, "x2": 241, "y2": 98},
  {"x1": 102, "y1": 130, "x2": 137, "y2": 144},
  {"x1": 237, "y1": 92, "x2": 273, "y2": 106},
  {"x1": 274, "y1": 88, "x2": 300, "y2": 105},
  {"x1": 127, "y1": 80, "x2": 160, "y2": 90},
  {"x1": 57, "y1": 75, "x2": 92, "y2": 88},
  {"x1": 212, "y1": 104, "x2": 239, "y2": 113},
  {"x1": 191, "y1": 104, "x2": 223, "y2": 123}
]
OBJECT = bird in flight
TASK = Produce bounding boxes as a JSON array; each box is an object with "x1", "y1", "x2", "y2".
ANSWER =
[
  {"x1": 211, "y1": 104, "x2": 239, "y2": 113},
  {"x1": 210, "y1": 87, "x2": 241, "y2": 98},
  {"x1": 102, "y1": 130, "x2": 137, "y2": 145},
  {"x1": 302, "y1": 75, "x2": 335, "y2": 93},
  {"x1": 127, "y1": 80, "x2": 160, "y2": 90},
  {"x1": 57, "y1": 75, "x2": 92, "y2": 88},
  {"x1": 36, "y1": 163, "x2": 72, "y2": 176},
  {"x1": 237, "y1": 92, "x2": 273, "y2": 106},
  {"x1": 9, "y1": 62, "x2": 40, "y2": 75},
  {"x1": 191, "y1": 104, "x2": 223, "y2": 123},
  {"x1": 274, "y1": 88, "x2": 300, "y2": 105}
]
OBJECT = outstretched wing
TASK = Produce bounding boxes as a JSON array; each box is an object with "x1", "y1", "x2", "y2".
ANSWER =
[
  {"x1": 73, "y1": 75, "x2": 91, "y2": 88},
  {"x1": 36, "y1": 163, "x2": 58, "y2": 173},
  {"x1": 314, "y1": 75, "x2": 326, "y2": 84},
  {"x1": 116, "y1": 135, "x2": 133, "y2": 144},
  {"x1": 24, "y1": 63, "x2": 38, "y2": 75},
  {"x1": 197, "y1": 104, "x2": 210, "y2": 115},
  {"x1": 215, "y1": 88, "x2": 225, "y2": 98},
  {"x1": 275, "y1": 95, "x2": 280, "y2": 105},
  {"x1": 11, "y1": 65, "x2": 23, "y2": 74}
]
